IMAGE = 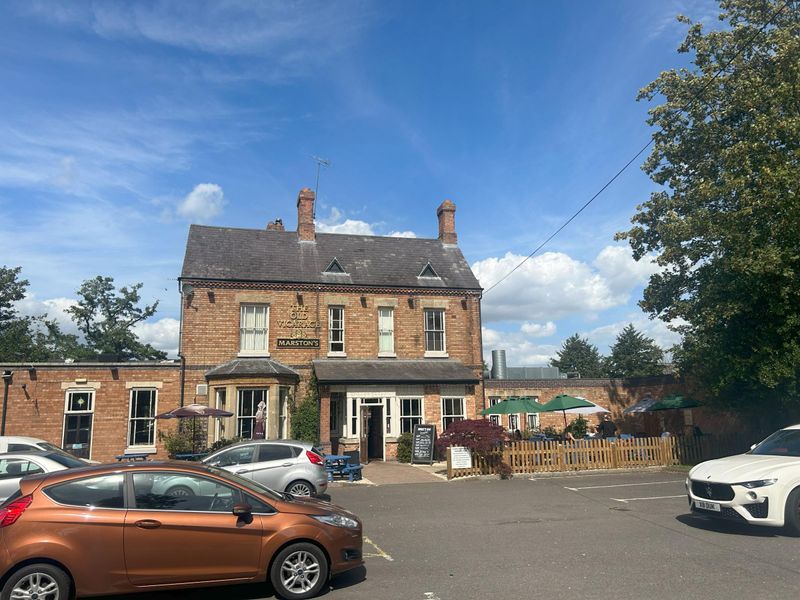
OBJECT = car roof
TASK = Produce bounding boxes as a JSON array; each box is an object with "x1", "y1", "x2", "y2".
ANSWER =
[
  {"x1": 22, "y1": 460, "x2": 221, "y2": 488},
  {"x1": 0, "y1": 436, "x2": 48, "y2": 444},
  {"x1": 218, "y1": 439, "x2": 313, "y2": 450}
]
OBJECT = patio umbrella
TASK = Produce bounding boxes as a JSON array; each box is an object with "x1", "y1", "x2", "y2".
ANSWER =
[
  {"x1": 562, "y1": 397, "x2": 610, "y2": 416},
  {"x1": 480, "y1": 396, "x2": 545, "y2": 416},
  {"x1": 541, "y1": 394, "x2": 596, "y2": 427},
  {"x1": 623, "y1": 396, "x2": 659, "y2": 414},
  {"x1": 155, "y1": 403, "x2": 234, "y2": 453},
  {"x1": 649, "y1": 394, "x2": 701, "y2": 411}
]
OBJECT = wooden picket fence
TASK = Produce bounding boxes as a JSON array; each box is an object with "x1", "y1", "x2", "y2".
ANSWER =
[{"x1": 446, "y1": 433, "x2": 749, "y2": 480}]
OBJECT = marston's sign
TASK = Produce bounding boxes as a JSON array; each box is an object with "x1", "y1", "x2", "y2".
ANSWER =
[{"x1": 276, "y1": 338, "x2": 320, "y2": 348}]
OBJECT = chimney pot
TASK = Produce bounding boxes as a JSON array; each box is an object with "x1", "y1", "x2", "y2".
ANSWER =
[
  {"x1": 297, "y1": 188, "x2": 316, "y2": 242},
  {"x1": 266, "y1": 218, "x2": 285, "y2": 231},
  {"x1": 437, "y1": 199, "x2": 457, "y2": 245}
]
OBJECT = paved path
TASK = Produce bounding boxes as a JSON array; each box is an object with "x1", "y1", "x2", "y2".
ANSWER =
[{"x1": 360, "y1": 460, "x2": 446, "y2": 485}]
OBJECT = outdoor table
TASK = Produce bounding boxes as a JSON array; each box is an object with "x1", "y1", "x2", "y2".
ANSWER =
[
  {"x1": 324, "y1": 454, "x2": 362, "y2": 482},
  {"x1": 115, "y1": 453, "x2": 150, "y2": 462}
]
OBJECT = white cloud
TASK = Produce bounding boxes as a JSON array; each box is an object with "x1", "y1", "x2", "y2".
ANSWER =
[
  {"x1": 177, "y1": 183, "x2": 226, "y2": 222},
  {"x1": 133, "y1": 318, "x2": 180, "y2": 357},
  {"x1": 316, "y1": 207, "x2": 417, "y2": 237},
  {"x1": 482, "y1": 326, "x2": 559, "y2": 366},
  {"x1": 474, "y1": 245, "x2": 658, "y2": 323},
  {"x1": 16, "y1": 295, "x2": 80, "y2": 336},
  {"x1": 520, "y1": 321, "x2": 557, "y2": 338}
]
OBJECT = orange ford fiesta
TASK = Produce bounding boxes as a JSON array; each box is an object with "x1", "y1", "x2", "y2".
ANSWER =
[{"x1": 0, "y1": 461, "x2": 362, "y2": 600}]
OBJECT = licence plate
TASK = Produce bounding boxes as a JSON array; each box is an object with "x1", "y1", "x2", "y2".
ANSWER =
[{"x1": 695, "y1": 500, "x2": 721, "y2": 512}]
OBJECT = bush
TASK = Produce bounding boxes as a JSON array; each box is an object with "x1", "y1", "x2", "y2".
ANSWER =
[
  {"x1": 205, "y1": 437, "x2": 240, "y2": 454},
  {"x1": 542, "y1": 426, "x2": 559, "y2": 438},
  {"x1": 159, "y1": 422, "x2": 194, "y2": 457},
  {"x1": 566, "y1": 416, "x2": 588, "y2": 438},
  {"x1": 436, "y1": 419, "x2": 506, "y2": 456},
  {"x1": 291, "y1": 374, "x2": 319, "y2": 444},
  {"x1": 497, "y1": 461, "x2": 513, "y2": 480},
  {"x1": 397, "y1": 432, "x2": 412, "y2": 463}
]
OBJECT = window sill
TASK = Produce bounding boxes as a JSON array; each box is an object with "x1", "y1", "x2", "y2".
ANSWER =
[
  {"x1": 424, "y1": 351, "x2": 449, "y2": 358},
  {"x1": 238, "y1": 352, "x2": 271, "y2": 358},
  {"x1": 378, "y1": 352, "x2": 396, "y2": 358},
  {"x1": 327, "y1": 352, "x2": 347, "y2": 358},
  {"x1": 124, "y1": 446, "x2": 156, "y2": 455}
]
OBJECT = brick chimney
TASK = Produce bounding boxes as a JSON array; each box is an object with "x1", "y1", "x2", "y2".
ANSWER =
[
  {"x1": 437, "y1": 199, "x2": 457, "y2": 245},
  {"x1": 297, "y1": 188, "x2": 316, "y2": 242},
  {"x1": 266, "y1": 218, "x2": 285, "y2": 231}
]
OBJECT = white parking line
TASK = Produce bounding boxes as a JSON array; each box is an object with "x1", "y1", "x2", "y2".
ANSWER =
[
  {"x1": 564, "y1": 480, "x2": 684, "y2": 491},
  {"x1": 611, "y1": 495, "x2": 686, "y2": 503}
]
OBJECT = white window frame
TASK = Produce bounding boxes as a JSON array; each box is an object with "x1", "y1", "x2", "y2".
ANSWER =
[
  {"x1": 441, "y1": 397, "x2": 464, "y2": 432},
  {"x1": 424, "y1": 309, "x2": 447, "y2": 357},
  {"x1": 508, "y1": 414, "x2": 519, "y2": 431},
  {"x1": 488, "y1": 397, "x2": 502, "y2": 427},
  {"x1": 239, "y1": 304, "x2": 270, "y2": 357},
  {"x1": 378, "y1": 307, "x2": 395, "y2": 357},
  {"x1": 127, "y1": 388, "x2": 157, "y2": 451},
  {"x1": 400, "y1": 397, "x2": 423, "y2": 435},
  {"x1": 62, "y1": 389, "x2": 95, "y2": 460},
  {"x1": 237, "y1": 388, "x2": 268, "y2": 440},
  {"x1": 328, "y1": 306, "x2": 346, "y2": 356},
  {"x1": 526, "y1": 412, "x2": 540, "y2": 431},
  {"x1": 278, "y1": 387, "x2": 290, "y2": 439}
]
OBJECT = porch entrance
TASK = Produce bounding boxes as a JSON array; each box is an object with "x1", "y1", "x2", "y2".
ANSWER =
[{"x1": 359, "y1": 402, "x2": 384, "y2": 463}]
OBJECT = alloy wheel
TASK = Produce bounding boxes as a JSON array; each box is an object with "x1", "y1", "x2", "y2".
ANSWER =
[
  {"x1": 10, "y1": 571, "x2": 61, "y2": 600},
  {"x1": 279, "y1": 550, "x2": 321, "y2": 595}
]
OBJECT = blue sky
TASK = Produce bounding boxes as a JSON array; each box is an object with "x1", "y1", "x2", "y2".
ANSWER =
[{"x1": 0, "y1": 0, "x2": 719, "y2": 363}]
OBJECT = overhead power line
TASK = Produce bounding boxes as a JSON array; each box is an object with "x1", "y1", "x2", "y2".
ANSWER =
[{"x1": 483, "y1": 0, "x2": 794, "y2": 296}]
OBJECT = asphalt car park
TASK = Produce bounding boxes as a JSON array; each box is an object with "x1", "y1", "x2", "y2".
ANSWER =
[{"x1": 95, "y1": 469, "x2": 800, "y2": 600}]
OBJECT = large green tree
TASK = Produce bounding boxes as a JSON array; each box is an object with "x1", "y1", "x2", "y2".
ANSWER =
[
  {"x1": 617, "y1": 0, "x2": 800, "y2": 412},
  {"x1": 0, "y1": 266, "x2": 83, "y2": 361},
  {"x1": 550, "y1": 334, "x2": 605, "y2": 378},
  {"x1": 66, "y1": 276, "x2": 166, "y2": 360},
  {"x1": 605, "y1": 324, "x2": 664, "y2": 378}
]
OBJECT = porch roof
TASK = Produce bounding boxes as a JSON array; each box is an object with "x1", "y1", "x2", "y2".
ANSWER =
[
  {"x1": 312, "y1": 359, "x2": 479, "y2": 385},
  {"x1": 205, "y1": 358, "x2": 299, "y2": 380}
]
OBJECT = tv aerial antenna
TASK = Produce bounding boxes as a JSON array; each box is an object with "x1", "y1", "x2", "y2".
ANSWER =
[{"x1": 312, "y1": 156, "x2": 331, "y2": 211}]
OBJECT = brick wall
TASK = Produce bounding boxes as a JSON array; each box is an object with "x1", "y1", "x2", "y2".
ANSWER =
[{"x1": 0, "y1": 363, "x2": 181, "y2": 463}]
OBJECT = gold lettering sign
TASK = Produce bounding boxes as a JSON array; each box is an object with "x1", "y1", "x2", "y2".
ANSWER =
[{"x1": 278, "y1": 304, "x2": 319, "y2": 338}]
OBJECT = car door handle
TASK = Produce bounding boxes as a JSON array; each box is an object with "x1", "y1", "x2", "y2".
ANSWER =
[
  {"x1": 282, "y1": 463, "x2": 292, "y2": 467},
  {"x1": 135, "y1": 519, "x2": 161, "y2": 530}
]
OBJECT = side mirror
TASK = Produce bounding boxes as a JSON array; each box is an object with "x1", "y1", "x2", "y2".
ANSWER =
[
  {"x1": 232, "y1": 503, "x2": 252, "y2": 520},
  {"x1": 750, "y1": 444, "x2": 757, "y2": 451}
]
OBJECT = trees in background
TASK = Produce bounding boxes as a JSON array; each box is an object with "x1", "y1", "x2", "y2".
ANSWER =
[
  {"x1": 605, "y1": 324, "x2": 664, "y2": 378},
  {"x1": 550, "y1": 334, "x2": 605, "y2": 378},
  {"x1": 617, "y1": 0, "x2": 800, "y2": 413},
  {"x1": 0, "y1": 267, "x2": 165, "y2": 362}
]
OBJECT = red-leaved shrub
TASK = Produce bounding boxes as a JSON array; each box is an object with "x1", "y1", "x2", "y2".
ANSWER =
[{"x1": 436, "y1": 419, "x2": 506, "y2": 456}]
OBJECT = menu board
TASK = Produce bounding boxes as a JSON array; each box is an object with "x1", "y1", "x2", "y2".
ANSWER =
[{"x1": 411, "y1": 424, "x2": 436, "y2": 464}]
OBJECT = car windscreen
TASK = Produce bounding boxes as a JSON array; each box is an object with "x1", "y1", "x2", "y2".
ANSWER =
[
  {"x1": 42, "y1": 452, "x2": 88, "y2": 468},
  {"x1": 204, "y1": 465, "x2": 285, "y2": 502},
  {"x1": 750, "y1": 429, "x2": 800, "y2": 457}
]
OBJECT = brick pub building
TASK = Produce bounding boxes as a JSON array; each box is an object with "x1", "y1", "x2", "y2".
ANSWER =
[{"x1": 0, "y1": 189, "x2": 484, "y2": 462}]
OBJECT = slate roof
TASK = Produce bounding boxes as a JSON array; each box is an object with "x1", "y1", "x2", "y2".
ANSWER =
[
  {"x1": 312, "y1": 359, "x2": 479, "y2": 385},
  {"x1": 205, "y1": 358, "x2": 299, "y2": 380},
  {"x1": 181, "y1": 226, "x2": 481, "y2": 291}
]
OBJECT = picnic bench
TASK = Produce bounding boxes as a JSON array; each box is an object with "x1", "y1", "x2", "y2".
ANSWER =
[{"x1": 324, "y1": 454, "x2": 363, "y2": 482}]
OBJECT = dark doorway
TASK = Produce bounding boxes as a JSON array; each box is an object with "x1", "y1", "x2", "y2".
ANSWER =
[{"x1": 368, "y1": 407, "x2": 384, "y2": 460}]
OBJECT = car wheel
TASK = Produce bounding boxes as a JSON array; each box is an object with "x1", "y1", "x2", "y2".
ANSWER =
[
  {"x1": 286, "y1": 480, "x2": 314, "y2": 497},
  {"x1": 165, "y1": 485, "x2": 194, "y2": 498},
  {"x1": 784, "y1": 487, "x2": 800, "y2": 536},
  {"x1": 270, "y1": 542, "x2": 328, "y2": 600},
  {"x1": 1, "y1": 563, "x2": 71, "y2": 600}
]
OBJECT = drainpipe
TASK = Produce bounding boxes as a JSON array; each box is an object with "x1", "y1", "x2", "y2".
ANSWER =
[
  {"x1": 177, "y1": 279, "x2": 186, "y2": 407},
  {"x1": 1, "y1": 370, "x2": 12, "y2": 436}
]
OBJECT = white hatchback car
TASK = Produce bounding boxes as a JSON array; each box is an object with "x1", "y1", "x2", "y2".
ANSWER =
[
  {"x1": 0, "y1": 451, "x2": 88, "y2": 502},
  {"x1": 687, "y1": 424, "x2": 800, "y2": 533}
]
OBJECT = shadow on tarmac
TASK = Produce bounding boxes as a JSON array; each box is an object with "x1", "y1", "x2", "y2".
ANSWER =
[{"x1": 676, "y1": 512, "x2": 782, "y2": 538}]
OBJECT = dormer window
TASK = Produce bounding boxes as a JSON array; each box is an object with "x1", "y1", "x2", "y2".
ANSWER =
[
  {"x1": 324, "y1": 258, "x2": 346, "y2": 274},
  {"x1": 418, "y1": 262, "x2": 440, "y2": 278}
]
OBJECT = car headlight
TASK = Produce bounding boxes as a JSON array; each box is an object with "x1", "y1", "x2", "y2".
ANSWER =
[
  {"x1": 311, "y1": 514, "x2": 359, "y2": 529},
  {"x1": 737, "y1": 479, "x2": 777, "y2": 489}
]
